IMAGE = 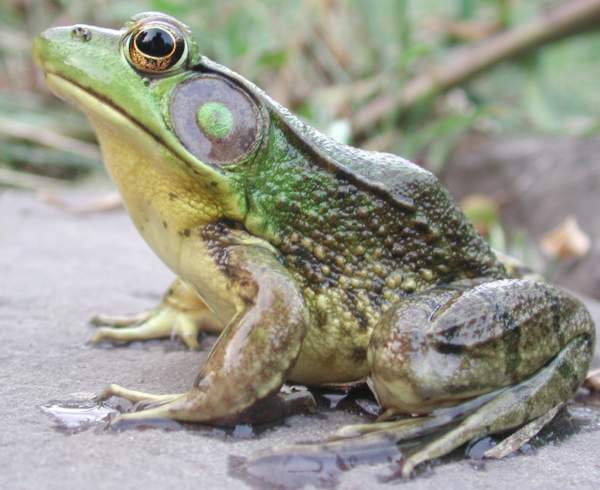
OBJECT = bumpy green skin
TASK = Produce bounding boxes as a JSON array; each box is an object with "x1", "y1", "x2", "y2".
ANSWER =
[
  {"x1": 239, "y1": 116, "x2": 506, "y2": 382},
  {"x1": 33, "y1": 12, "x2": 595, "y2": 474}
]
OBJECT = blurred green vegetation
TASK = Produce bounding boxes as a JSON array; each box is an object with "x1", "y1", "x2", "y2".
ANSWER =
[{"x1": 1, "y1": 0, "x2": 600, "y2": 185}]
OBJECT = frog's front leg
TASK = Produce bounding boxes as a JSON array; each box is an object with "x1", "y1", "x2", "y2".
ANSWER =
[
  {"x1": 102, "y1": 243, "x2": 309, "y2": 425},
  {"x1": 90, "y1": 278, "x2": 224, "y2": 349}
]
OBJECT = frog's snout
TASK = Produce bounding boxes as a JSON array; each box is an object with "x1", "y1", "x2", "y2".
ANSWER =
[
  {"x1": 32, "y1": 25, "x2": 95, "y2": 71},
  {"x1": 33, "y1": 26, "x2": 69, "y2": 70}
]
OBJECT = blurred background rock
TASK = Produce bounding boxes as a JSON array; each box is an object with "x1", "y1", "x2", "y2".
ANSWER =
[{"x1": 1, "y1": 0, "x2": 599, "y2": 298}]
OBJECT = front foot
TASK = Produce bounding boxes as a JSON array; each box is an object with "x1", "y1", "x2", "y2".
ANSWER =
[
  {"x1": 97, "y1": 383, "x2": 184, "y2": 405},
  {"x1": 97, "y1": 384, "x2": 187, "y2": 428},
  {"x1": 90, "y1": 279, "x2": 223, "y2": 349},
  {"x1": 98, "y1": 384, "x2": 316, "y2": 428},
  {"x1": 91, "y1": 306, "x2": 205, "y2": 349}
]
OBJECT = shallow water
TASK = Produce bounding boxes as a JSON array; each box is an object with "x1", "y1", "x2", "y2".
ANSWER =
[
  {"x1": 231, "y1": 395, "x2": 600, "y2": 489},
  {"x1": 229, "y1": 435, "x2": 406, "y2": 490},
  {"x1": 40, "y1": 387, "x2": 600, "y2": 489},
  {"x1": 40, "y1": 392, "x2": 292, "y2": 439},
  {"x1": 41, "y1": 398, "x2": 118, "y2": 433}
]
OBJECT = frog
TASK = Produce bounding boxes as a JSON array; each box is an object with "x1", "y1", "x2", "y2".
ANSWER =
[{"x1": 33, "y1": 12, "x2": 595, "y2": 476}]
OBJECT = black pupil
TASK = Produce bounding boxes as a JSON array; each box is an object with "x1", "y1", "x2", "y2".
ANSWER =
[{"x1": 135, "y1": 28, "x2": 174, "y2": 57}]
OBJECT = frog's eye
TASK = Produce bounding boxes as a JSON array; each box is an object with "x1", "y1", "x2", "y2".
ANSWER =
[
  {"x1": 170, "y1": 76, "x2": 265, "y2": 166},
  {"x1": 127, "y1": 23, "x2": 186, "y2": 74}
]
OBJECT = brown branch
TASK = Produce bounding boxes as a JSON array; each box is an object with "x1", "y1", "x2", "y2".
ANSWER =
[{"x1": 353, "y1": 0, "x2": 600, "y2": 135}]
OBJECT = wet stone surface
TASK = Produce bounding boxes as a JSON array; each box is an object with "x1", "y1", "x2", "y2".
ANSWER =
[{"x1": 1, "y1": 188, "x2": 600, "y2": 490}]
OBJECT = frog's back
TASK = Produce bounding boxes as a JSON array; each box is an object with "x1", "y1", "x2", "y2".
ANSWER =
[
  {"x1": 243, "y1": 82, "x2": 508, "y2": 295},
  {"x1": 200, "y1": 58, "x2": 502, "y2": 279},
  {"x1": 268, "y1": 102, "x2": 504, "y2": 277}
]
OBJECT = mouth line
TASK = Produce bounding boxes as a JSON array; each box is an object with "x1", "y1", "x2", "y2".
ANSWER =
[
  {"x1": 44, "y1": 71, "x2": 222, "y2": 182},
  {"x1": 46, "y1": 71, "x2": 173, "y2": 151},
  {"x1": 42, "y1": 70, "x2": 247, "y2": 223}
]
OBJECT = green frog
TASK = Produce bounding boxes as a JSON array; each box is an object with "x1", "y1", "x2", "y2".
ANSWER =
[{"x1": 33, "y1": 12, "x2": 595, "y2": 475}]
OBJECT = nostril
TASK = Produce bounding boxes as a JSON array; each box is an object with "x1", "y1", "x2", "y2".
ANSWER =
[{"x1": 71, "y1": 26, "x2": 91, "y2": 42}]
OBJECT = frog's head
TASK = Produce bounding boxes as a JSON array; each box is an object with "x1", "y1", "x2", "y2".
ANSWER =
[
  {"x1": 35, "y1": 11, "x2": 388, "y2": 265},
  {"x1": 33, "y1": 12, "x2": 277, "y2": 232}
]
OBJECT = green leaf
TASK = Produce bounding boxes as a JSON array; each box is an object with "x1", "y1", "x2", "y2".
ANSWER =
[{"x1": 257, "y1": 50, "x2": 288, "y2": 70}]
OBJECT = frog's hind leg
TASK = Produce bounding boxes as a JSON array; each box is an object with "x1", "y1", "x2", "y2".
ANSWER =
[
  {"x1": 399, "y1": 335, "x2": 589, "y2": 476},
  {"x1": 91, "y1": 278, "x2": 224, "y2": 349},
  {"x1": 320, "y1": 344, "x2": 579, "y2": 477},
  {"x1": 361, "y1": 279, "x2": 595, "y2": 476}
]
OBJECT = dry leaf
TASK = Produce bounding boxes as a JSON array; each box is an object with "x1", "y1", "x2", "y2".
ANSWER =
[
  {"x1": 460, "y1": 194, "x2": 499, "y2": 236},
  {"x1": 584, "y1": 369, "x2": 600, "y2": 392},
  {"x1": 540, "y1": 216, "x2": 591, "y2": 260}
]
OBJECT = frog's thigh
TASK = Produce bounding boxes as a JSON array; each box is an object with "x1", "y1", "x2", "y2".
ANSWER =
[
  {"x1": 91, "y1": 278, "x2": 223, "y2": 349},
  {"x1": 364, "y1": 279, "x2": 594, "y2": 474},
  {"x1": 368, "y1": 279, "x2": 594, "y2": 413}
]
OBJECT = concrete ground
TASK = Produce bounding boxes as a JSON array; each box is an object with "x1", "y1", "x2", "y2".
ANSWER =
[{"x1": 1, "y1": 188, "x2": 599, "y2": 490}]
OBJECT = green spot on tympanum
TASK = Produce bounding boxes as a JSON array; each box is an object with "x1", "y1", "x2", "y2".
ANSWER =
[{"x1": 196, "y1": 102, "x2": 234, "y2": 140}]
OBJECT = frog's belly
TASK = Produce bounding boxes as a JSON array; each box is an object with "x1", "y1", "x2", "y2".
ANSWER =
[{"x1": 287, "y1": 308, "x2": 372, "y2": 385}]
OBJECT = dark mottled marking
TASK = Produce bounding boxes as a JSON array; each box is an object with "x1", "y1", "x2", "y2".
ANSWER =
[
  {"x1": 437, "y1": 323, "x2": 463, "y2": 344},
  {"x1": 351, "y1": 347, "x2": 367, "y2": 363},
  {"x1": 162, "y1": 220, "x2": 168, "y2": 229},
  {"x1": 351, "y1": 306, "x2": 370, "y2": 331},
  {"x1": 222, "y1": 217, "x2": 241, "y2": 230},
  {"x1": 200, "y1": 221, "x2": 258, "y2": 307},
  {"x1": 496, "y1": 303, "x2": 521, "y2": 382},
  {"x1": 557, "y1": 355, "x2": 584, "y2": 395},
  {"x1": 179, "y1": 228, "x2": 191, "y2": 237},
  {"x1": 557, "y1": 358, "x2": 574, "y2": 381},
  {"x1": 547, "y1": 289, "x2": 563, "y2": 346},
  {"x1": 315, "y1": 307, "x2": 328, "y2": 329},
  {"x1": 504, "y1": 327, "x2": 521, "y2": 382},
  {"x1": 168, "y1": 192, "x2": 178, "y2": 201},
  {"x1": 435, "y1": 342, "x2": 466, "y2": 355}
]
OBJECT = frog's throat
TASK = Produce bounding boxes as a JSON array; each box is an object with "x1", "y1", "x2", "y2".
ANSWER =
[{"x1": 43, "y1": 72, "x2": 234, "y2": 198}]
